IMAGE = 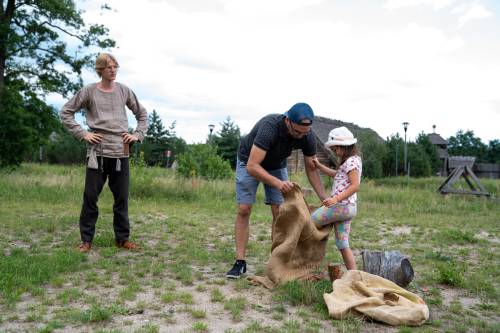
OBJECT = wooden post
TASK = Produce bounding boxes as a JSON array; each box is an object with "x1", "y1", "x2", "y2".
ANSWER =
[{"x1": 362, "y1": 250, "x2": 414, "y2": 287}]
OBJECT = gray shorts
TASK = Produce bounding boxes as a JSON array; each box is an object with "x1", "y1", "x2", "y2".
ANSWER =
[{"x1": 235, "y1": 159, "x2": 288, "y2": 205}]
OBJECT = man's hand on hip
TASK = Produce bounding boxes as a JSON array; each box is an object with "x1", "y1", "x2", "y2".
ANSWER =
[
  {"x1": 122, "y1": 133, "x2": 138, "y2": 144},
  {"x1": 83, "y1": 133, "x2": 103, "y2": 144}
]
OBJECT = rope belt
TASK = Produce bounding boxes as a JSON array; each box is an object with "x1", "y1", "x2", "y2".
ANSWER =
[{"x1": 87, "y1": 143, "x2": 122, "y2": 172}]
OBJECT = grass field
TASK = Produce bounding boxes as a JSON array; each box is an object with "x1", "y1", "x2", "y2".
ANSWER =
[{"x1": 0, "y1": 163, "x2": 499, "y2": 333}]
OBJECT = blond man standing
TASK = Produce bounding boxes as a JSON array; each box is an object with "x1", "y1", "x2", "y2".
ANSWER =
[{"x1": 60, "y1": 53, "x2": 148, "y2": 252}]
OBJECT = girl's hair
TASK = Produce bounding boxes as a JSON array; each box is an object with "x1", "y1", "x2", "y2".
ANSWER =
[
  {"x1": 333, "y1": 144, "x2": 361, "y2": 168},
  {"x1": 95, "y1": 53, "x2": 119, "y2": 77}
]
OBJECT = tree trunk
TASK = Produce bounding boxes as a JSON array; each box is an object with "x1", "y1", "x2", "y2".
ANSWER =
[
  {"x1": 0, "y1": 54, "x2": 5, "y2": 93},
  {"x1": 362, "y1": 250, "x2": 414, "y2": 287},
  {"x1": 0, "y1": 0, "x2": 16, "y2": 94}
]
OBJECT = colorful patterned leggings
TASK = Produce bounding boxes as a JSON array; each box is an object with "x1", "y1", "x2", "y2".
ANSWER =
[{"x1": 311, "y1": 204, "x2": 357, "y2": 250}]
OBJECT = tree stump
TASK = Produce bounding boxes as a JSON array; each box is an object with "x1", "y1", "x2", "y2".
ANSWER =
[{"x1": 362, "y1": 250, "x2": 414, "y2": 287}]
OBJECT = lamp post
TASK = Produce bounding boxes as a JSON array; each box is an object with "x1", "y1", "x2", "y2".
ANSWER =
[
  {"x1": 395, "y1": 140, "x2": 399, "y2": 176},
  {"x1": 208, "y1": 124, "x2": 215, "y2": 144},
  {"x1": 402, "y1": 122, "x2": 409, "y2": 174}
]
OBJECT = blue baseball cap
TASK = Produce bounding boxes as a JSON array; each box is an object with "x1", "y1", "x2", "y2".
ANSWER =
[{"x1": 284, "y1": 103, "x2": 314, "y2": 125}]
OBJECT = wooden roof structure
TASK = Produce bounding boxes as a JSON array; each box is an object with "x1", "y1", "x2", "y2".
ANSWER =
[
  {"x1": 287, "y1": 116, "x2": 383, "y2": 173},
  {"x1": 427, "y1": 133, "x2": 448, "y2": 146}
]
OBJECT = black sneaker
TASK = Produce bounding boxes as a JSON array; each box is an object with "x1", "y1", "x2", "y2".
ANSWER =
[{"x1": 226, "y1": 260, "x2": 247, "y2": 279}]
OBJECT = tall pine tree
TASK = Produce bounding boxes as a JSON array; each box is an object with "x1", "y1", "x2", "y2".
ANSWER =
[
  {"x1": 146, "y1": 110, "x2": 168, "y2": 145},
  {"x1": 213, "y1": 116, "x2": 241, "y2": 168},
  {"x1": 143, "y1": 110, "x2": 186, "y2": 166}
]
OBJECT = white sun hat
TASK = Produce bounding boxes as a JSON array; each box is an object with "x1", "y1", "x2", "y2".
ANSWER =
[{"x1": 324, "y1": 126, "x2": 357, "y2": 147}]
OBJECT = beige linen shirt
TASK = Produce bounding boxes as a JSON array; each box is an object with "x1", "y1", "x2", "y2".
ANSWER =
[{"x1": 60, "y1": 82, "x2": 148, "y2": 158}]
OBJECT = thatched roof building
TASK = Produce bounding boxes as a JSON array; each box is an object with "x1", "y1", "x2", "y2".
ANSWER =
[{"x1": 287, "y1": 116, "x2": 383, "y2": 173}]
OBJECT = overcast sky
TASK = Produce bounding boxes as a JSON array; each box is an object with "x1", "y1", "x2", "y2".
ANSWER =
[{"x1": 52, "y1": 0, "x2": 500, "y2": 143}]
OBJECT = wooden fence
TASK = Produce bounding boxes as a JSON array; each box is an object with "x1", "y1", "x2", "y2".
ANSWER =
[{"x1": 474, "y1": 163, "x2": 500, "y2": 179}]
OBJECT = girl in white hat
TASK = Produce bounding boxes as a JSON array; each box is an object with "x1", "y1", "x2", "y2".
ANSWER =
[{"x1": 311, "y1": 126, "x2": 362, "y2": 270}]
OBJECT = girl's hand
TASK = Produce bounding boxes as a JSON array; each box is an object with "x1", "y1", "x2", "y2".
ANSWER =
[{"x1": 323, "y1": 196, "x2": 338, "y2": 207}]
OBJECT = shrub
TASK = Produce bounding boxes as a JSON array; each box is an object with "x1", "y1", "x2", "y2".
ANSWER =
[
  {"x1": 358, "y1": 131, "x2": 386, "y2": 179},
  {"x1": 45, "y1": 128, "x2": 86, "y2": 164},
  {"x1": 177, "y1": 144, "x2": 232, "y2": 180},
  {"x1": 436, "y1": 262, "x2": 465, "y2": 287}
]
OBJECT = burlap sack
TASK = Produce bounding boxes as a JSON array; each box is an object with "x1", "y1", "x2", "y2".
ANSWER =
[
  {"x1": 324, "y1": 270, "x2": 429, "y2": 326},
  {"x1": 249, "y1": 183, "x2": 333, "y2": 288}
]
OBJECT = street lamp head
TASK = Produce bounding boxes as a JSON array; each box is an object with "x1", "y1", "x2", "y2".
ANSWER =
[
  {"x1": 208, "y1": 124, "x2": 215, "y2": 134},
  {"x1": 402, "y1": 122, "x2": 409, "y2": 174}
]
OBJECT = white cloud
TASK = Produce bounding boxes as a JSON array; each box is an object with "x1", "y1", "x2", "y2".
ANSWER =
[
  {"x1": 384, "y1": 0, "x2": 456, "y2": 10},
  {"x1": 385, "y1": 0, "x2": 494, "y2": 27},
  {"x1": 452, "y1": 3, "x2": 493, "y2": 26},
  {"x1": 222, "y1": 0, "x2": 325, "y2": 15},
  {"x1": 68, "y1": 0, "x2": 500, "y2": 143}
]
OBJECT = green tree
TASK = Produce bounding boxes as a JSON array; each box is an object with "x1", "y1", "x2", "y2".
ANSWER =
[
  {"x1": 382, "y1": 134, "x2": 404, "y2": 176},
  {"x1": 382, "y1": 134, "x2": 434, "y2": 177},
  {"x1": 143, "y1": 109, "x2": 168, "y2": 165},
  {"x1": 212, "y1": 116, "x2": 241, "y2": 168},
  {"x1": 146, "y1": 110, "x2": 168, "y2": 144},
  {"x1": 485, "y1": 139, "x2": 500, "y2": 164},
  {"x1": 407, "y1": 142, "x2": 432, "y2": 177},
  {"x1": 45, "y1": 124, "x2": 86, "y2": 164},
  {"x1": 416, "y1": 132, "x2": 441, "y2": 174},
  {"x1": 143, "y1": 110, "x2": 186, "y2": 166},
  {"x1": 447, "y1": 130, "x2": 487, "y2": 162},
  {"x1": 357, "y1": 131, "x2": 386, "y2": 178},
  {"x1": 0, "y1": 0, "x2": 114, "y2": 166},
  {"x1": 0, "y1": 86, "x2": 62, "y2": 166}
]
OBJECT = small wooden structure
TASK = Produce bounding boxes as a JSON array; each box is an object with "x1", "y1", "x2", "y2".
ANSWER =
[
  {"x1": 438, "y1": 156, "x2": 490, "y2": 197},
  {"x1": 362, "y1": 250, "x2": 414, "y2": 287},
  {"x1": 427, "y1": 132, "x2": 499, "y2": 179}
]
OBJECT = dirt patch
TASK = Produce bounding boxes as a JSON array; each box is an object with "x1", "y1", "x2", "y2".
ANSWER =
[
  {"x1": 440, "y1": 285, "x2": 480, "y2": 308},
  {"x1": 477, "y1": 231, "x2": 500, "y2": 244},
  {"x1": 391, "y1": 226, "x2": 412, "y2": 236},
  {"x1": 3, "y1": 240, "x2": 32, "y2": 256}
]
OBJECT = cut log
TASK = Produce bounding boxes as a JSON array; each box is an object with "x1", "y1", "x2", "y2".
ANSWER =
[{"x1": 362, "y1": 250, "x2": 414, "y2": 287}]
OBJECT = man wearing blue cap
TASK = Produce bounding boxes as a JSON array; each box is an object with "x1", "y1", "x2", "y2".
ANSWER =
[{"x1": 226, "y1": 103, "x2": 328, "y2": 279}]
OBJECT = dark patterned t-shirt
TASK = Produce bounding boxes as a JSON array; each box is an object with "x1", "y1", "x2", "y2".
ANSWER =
[{"x1": 238, "y1": 114, "x2": 316, "y2": 171}]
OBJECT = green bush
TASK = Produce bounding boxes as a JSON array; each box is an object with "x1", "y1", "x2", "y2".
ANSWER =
[
  {"x1": 45, "y1": 128, "x2": 86, "y2": 164},
  {"x1": 177, "y1": 144, "x2": 232, "y2": 180},
  {"x1": 407, "y1": 143, "x2": 432, "y2": 177},
  {"x1": 382, "y1": 135, "x2": 404, "y2": 177},
  {"x1": 436, "y1": 262, "x2": 465, "y2": 287},
  {"x1": 416, "y1": 132, "x2": 441, "y2": 174},
  {"x1": 358, "y1": 131, "x2": 386, "y2": 179}
]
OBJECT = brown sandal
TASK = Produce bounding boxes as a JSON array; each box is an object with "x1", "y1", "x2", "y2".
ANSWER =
[
  {"x1": 115, "y1": 240, "x2": 139, "y2": 250},
  {"x1": 77, "y1": 242, "x2": 92, "y2": 253}
]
